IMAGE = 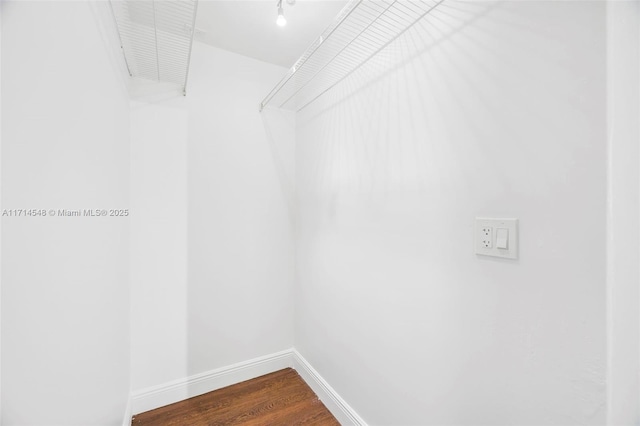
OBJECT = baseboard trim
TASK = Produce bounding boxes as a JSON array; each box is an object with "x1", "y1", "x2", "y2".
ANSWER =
[
  {"x1": 130, "y1": 349, "x2": 294, "y2": 415},
  {"x1": 292, "y1": 349, "x2": 367, "y2": 426},
  {"x1": 129, "y1": 348, "x2": 365, "y2": 425}
]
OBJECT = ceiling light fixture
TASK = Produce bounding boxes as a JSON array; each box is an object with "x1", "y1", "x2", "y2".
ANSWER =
[{"x1": 276, "y1": 0, "x2": 286, "y2": 27}]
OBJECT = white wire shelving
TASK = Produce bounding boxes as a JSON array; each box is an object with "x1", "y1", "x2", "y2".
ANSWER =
[
  {"x1": 109, "y1": 0, "x2": 199, "y2": 95},
  {"x1": 260, "y1": 0, "x2": 444, "y2": 112}
]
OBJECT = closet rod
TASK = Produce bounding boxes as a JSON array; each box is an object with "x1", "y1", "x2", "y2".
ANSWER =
[
  {"x1": 259, "y1": 0, "x2": 445, "y2": 112},
  {"x1": 259, "y1": 0, "x2": 364, "y2": 111}
]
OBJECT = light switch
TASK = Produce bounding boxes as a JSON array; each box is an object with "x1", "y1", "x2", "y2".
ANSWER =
[
  {"x1": 475, "y1": 218, "x2": 518, "y2": 259},
  {"x1": 496, "y1": 228, "x2": 509, "y2": 249}
]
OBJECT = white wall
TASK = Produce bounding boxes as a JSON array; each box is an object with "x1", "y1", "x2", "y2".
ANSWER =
[
  {"x1": 130, "y1": 43, "x2": 295, "y2": 393},
  {"x1": 130, "y1": 98, "x2": 189, "y2": 392},
  {"x1": 1, "y1": 2, "x2": 130, "y2": 425},
  {"x1": 0, "y1": 1, "x2": 4, "y2": 421},
  {"x1": 1, "y1": 2, "x2": 635, "y2": 425},
  {"x1": 295, "y1": 1, "x2": 607, "y2": 424},
  {"x1": 607, "y1": 2, "x2": 640, "y2": 424}
]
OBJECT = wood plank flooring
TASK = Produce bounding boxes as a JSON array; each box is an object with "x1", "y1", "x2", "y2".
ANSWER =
[{"x1": 132, "y1": 368, "x2": 341, "y2": 425}]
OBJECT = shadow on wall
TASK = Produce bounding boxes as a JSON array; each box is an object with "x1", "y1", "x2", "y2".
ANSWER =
[
  {"x1": 297, "y1": 0, "x2": 599, "y2": 203},
  {"x1": 293, "y1": 1, "x2": 606, "y2": 424}
]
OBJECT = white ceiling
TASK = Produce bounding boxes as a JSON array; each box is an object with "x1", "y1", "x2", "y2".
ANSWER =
[{"x1": 194, "y1": 1, "x2": 348, "y2": 68}]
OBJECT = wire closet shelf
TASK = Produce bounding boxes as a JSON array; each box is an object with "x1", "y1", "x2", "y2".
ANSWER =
[
  {"x1": 109, "y1": 0, "x2": 198, "y2": 95},
  {"x1": 260, "y1": 0, "x2": 444, "y2": 112}
]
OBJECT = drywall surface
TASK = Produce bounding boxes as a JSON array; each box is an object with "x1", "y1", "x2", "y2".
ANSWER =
[
  {"x1": 130, "y1": 99, "x2": 190, "y2": 392},
  {"x1": 607, "y1": 2, "x2": 640, "y2": 424},
  {"x1": 295, "y1": 1, "x2": 607, "y2": 424},
  {"x1": 1, "y1": 2, "x2": 130, "y2": 425},
  {"x1": 0, "y1": 2, "x2": 3, "y2": 421},
  {"x1": 130, "y1": 43, "x2": 295, "y2": 393},
  {"x1": 186, "y1": 44, "x2": 294, "y2": 379}
]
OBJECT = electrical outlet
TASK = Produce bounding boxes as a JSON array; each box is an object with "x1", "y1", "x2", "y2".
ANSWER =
[
  {"x1": 475, "y1": 218, "x2": 518, "y2": 259},
  {"x1": 480, "y1": 226, "x2": 493, "y2": 248}
]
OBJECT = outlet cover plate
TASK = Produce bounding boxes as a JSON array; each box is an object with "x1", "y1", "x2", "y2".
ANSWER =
[{"x1": 475, "y1": 217, "x2": 518, "y2": 259}]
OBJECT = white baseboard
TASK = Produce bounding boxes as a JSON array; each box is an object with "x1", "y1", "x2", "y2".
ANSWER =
[
  {"x1": 130, "y1": 349, "x2": 294, "y2": 415},
  {"x1": 292, "y1": 349, "x2": 367, "y2": 426},
  {"x1": 128, "y1": 348, "x2": 365, "y2": 426}
]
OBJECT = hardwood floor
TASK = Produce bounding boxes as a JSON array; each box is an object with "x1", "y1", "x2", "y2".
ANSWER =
[{"x1": 132, "y1": 368, "x2": 341, "y2": 425}]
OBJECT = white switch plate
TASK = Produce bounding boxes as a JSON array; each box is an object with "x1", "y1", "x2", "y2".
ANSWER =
[{"x1": 475, "y1": 218, "x2": 518, "y2": 259}]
